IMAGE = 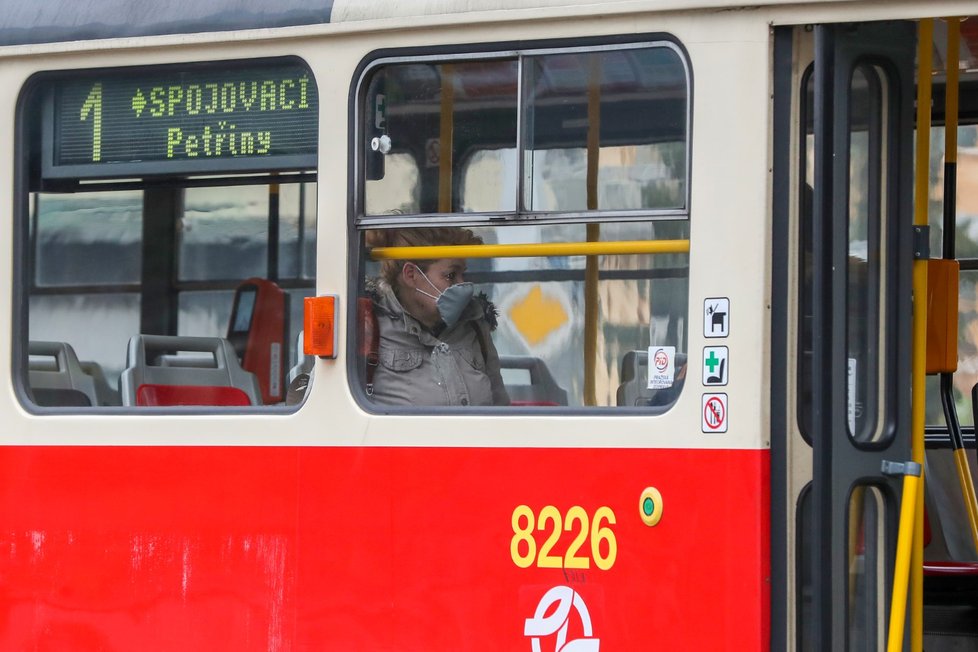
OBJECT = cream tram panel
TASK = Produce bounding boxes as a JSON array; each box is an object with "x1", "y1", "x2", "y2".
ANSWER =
[{"x1": 1, "y1": 10, "x2": 771, "y2": 450}]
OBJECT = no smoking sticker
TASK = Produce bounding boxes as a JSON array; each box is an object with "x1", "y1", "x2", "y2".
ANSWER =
[{"x1": 702, "y1": 393, "x2": 728, "y2": 433}]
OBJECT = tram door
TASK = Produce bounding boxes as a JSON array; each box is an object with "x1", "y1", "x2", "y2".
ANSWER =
[{"x1": 806, "y1": 21, "x2": 916, "y2": 650}]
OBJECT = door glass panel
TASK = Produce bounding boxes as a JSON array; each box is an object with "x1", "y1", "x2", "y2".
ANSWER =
[
  {"x1": 797, "y1": 66, "x2": 815, "y2": 443},
  {"x1": 847, "y1": 65, "x2": 886, "y2": 443},
  {"x1": 847, "y1": 485, "x2": 886, "y2": 650},
  {"x1": 796, "y1": 485, "x2": 813, "y2": 652}
]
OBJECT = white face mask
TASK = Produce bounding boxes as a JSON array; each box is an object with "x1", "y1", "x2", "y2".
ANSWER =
[{"x1": 411, "y1": 264, "x2": 475, "y2": 328}]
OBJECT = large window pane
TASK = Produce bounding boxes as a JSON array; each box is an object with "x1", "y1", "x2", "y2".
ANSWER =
[
  {"x1": 523, "y1": 47, "x2": 687, "y2": 212},
  {"x1": 364, "y1": 60, "x2": 519, "y2": 215},
  {"x1": 358, "y1": 222, "x2": 688, "y2": 409},
  {"x1": 356, "y1": 43, "x2": 690, "y2": 412}
]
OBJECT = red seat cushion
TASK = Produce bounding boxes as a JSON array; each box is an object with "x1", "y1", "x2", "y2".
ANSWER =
[{"x1": 136, "y1": 384, "x2": 252, "y2": 406}]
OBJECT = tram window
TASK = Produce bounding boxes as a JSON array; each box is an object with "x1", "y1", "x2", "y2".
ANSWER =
[
  {"x1": 17, "y1": 59, "x2": 319, "y2": 410},
  {"x1": 355, "y1": 42, "x2": 690, "y2": 411}
]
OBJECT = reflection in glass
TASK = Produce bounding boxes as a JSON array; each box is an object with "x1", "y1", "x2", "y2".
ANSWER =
[
  {"x1": 180, "y1": 185, "x2": 269, "y2": 281},
  {"x1": 34, "y1": 191, "x2": 143, "y2": 286},
  {"x1": 847, "y1": 486, "x2": 885, "y2": 650},
  {"x1": 522, "y1": 48, "x2": 687, "y2": 212},
  {"x1": 363, "y1": 59, "x2": 519, "y2": 215},
  {"x1": 366, "y1": 154, "x2": 421, "y2": 214}
]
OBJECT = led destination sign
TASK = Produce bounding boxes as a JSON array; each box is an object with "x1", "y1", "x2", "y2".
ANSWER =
[{"x1": 43, "y1": 62, "x2": 318, "y2": 179}]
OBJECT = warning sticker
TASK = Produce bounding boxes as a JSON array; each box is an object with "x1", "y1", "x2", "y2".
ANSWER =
[
  {"x1": 702, "y1": 393, "x2": 728, "y2": 433},
  {"x1": 647, "y1": 346, "x2": 676, "y2": 390}
]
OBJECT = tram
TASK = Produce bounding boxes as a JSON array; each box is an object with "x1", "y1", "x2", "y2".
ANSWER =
[{"x1": 1, "y1": 0, "x2": 977, "y2": 650}]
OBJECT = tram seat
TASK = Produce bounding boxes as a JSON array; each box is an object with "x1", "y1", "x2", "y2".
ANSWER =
[
  {"x1": 120, "y1": 335, "x2": 261, "y2": 407},
  {"x1": 78, "y1": 360, "x2": 121, "y2": 406},
  {"x1": 499, "y1": 356, "x2": 567, "y2": 406},
  {"x1": 28, "y1": 340, "x2": 98, "y2": 407},
  {"x1": 616, "y1": 350, "x2": 687, "y2": 407}
]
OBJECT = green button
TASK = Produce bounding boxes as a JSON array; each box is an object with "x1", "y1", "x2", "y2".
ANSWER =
[{"x1": 643, "y1": 496, "x2": 655, "y2": 516}]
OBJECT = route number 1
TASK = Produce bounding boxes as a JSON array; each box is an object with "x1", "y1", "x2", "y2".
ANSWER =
[{"x1": 79, "y1": 83, "x2": 103, "y2": 163}]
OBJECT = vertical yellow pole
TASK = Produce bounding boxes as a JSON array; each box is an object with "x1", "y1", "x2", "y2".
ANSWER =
[
  {"x1": 887, "y1": 471, "x2": 922, "y2": 652},
  {"x1": 584, "y1": 54, "x2": 601, "y2": 406},
  {"x1": 909, "y1": 18, "x2": 933, "y2": 652},
  {"x1": 439, "y1": 64, "x2": 455, "y2": 213}
]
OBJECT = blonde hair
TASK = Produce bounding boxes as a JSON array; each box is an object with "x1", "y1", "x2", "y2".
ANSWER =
[{"x1": 366, "y1": 227, "x2": 483, "y2": 287}]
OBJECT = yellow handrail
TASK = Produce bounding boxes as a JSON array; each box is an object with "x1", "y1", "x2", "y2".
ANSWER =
[
  {"x1": 369, "y1": 239, "x2": 690, "y2": 261},
  {"x1": 909, "y1": 17, "x2": 933, "y2": 652},
  {"x1": 887, "y1": 467, "x2": 923, "y2": 652}
]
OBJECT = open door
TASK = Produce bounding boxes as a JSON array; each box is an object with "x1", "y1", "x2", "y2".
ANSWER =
[{"x1": 809, "y1": 20, "x2": 916, "y2": 650}]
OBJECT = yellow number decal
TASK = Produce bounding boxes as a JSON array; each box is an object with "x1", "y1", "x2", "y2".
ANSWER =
[
  {"x1": 591, "y1": 506, "x2": 618, "y2": 571},
  {"x1": 510, "y1": 504, "x2": 536, "y2": 569},
  {"x1": 536, "y1": 505, "x2": 563, "y2": 568},
  {"x1": 563, "y1": 506, "x2": 590, "y2": 569},
  {"x1": 511, "y1": 505, "x2": 617, "y2": 570}
]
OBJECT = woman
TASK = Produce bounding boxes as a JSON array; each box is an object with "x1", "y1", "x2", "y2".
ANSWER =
[{"x1": 364, "y1": 227, "x2": 510, "y2": 407}]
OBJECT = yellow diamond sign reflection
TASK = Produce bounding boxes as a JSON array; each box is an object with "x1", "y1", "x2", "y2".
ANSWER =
[{"x1": 509, "y1": 284, "x2": 568, "y2": 347}]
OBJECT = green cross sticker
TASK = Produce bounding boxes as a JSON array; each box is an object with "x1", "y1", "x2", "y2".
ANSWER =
[
  {"x1": 703, "y1": 346, "x2": 728, "y2": 385},
  {"x1": 705, "y1": 351, "x2": 720, "y2": 373}
]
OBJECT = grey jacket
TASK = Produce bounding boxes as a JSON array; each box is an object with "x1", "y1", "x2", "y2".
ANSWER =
[{"x1": 368, "y1": 280, "x2": 510, "y2": 407}]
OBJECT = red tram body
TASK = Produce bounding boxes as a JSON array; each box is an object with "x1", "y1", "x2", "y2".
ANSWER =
[{"x1": 1, "y1": 1, "x2": 977, "y2": 650}]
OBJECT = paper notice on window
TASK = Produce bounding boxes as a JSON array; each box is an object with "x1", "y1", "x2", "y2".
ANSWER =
[{"x1": 648, "y1": 346, "x2": 676, "y2": 390}]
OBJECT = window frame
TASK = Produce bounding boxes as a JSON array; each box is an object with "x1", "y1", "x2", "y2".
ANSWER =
[{"x1": 346, "y1": 34, "x2": 694, "y2": 415}]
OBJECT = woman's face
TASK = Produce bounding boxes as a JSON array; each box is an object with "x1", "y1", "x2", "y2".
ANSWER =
[
  {"x1": 400, "y1": 257, "x2": 467, "y2": 327},
  {"x1": 421, "y1": 258, "x2": 467, "y2": 292}
]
